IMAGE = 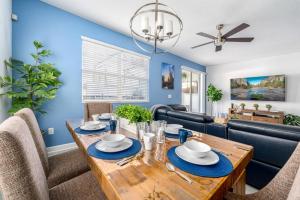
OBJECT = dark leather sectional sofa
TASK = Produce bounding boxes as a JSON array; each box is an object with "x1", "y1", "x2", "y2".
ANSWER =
[{"x1": 154, "y1": 108, "x2": 300, "y2": 189}]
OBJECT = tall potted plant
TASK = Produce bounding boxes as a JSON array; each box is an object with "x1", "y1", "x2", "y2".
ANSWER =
[
  {"x1": 207, "y1": 84, "x2": 223, "y2": 116},
  {"x1": 0, "y1": 41, "x2": 62, "y2": 114}
]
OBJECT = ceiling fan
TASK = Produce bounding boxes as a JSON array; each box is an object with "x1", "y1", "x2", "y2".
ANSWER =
[{"x1": 191, "y1": 23, "x2": 254, "y2": 52}]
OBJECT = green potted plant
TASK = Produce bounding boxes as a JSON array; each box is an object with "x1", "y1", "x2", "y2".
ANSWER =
[
  {"x1": 0, "y1": 41, "x2": 62, "y2": 114},
  {"x1": 115, "y1": 104, "x2": 152, "y2": 139},
  {"x1": 253, "y1": 104, "x2": 259, "y2": 111},
  {"x1": 266, "y1": 104, "x2": 272, "y2": 111},
  {"x1": 240, "y1": 103, "x2": 246, "y2": 110},
  {"x1": 284, "y1": 114, "x2": 300, "y2": 126},
  {"x1": 207, "y1": 84, "x2": 223, "y2": 116}
]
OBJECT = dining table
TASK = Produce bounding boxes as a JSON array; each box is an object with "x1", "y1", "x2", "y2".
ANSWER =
[{"x1": 66, "y1": 119, "x2": 253, "y2": 200}]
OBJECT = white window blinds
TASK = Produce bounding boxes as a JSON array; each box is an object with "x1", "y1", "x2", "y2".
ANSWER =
[{"x1": 82, "y1": 36, "x2": 150, "y2": 103}]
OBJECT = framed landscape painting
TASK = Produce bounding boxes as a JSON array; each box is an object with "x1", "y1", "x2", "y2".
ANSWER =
[
  {"x1": 162, "y1": 63, "x2": 175, "y2": 89},
  {"x1": 230, "y1": 74, "x2": 286, "y2": 101}
]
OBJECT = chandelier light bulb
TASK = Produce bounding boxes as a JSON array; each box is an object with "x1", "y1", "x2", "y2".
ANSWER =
[
  {"x1": 166, "y1": 20, "x2": 173, "y2": 36},
  {"x1": 141, "y1": 15, "x2": 150, "y2": 34},
  {"x1": 156, "y1": 12, "x2": 164, "y2": 30}
]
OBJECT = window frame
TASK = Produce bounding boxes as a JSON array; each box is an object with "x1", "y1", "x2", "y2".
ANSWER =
[{"x1": 81, "y1": 36, "x2": 150, "y2": 103}]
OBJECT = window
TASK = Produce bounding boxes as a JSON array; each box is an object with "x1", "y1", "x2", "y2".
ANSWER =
[
  {"x1": 82, "y1": 36, "x2": 150, "y2": 103},
  {"x1": 181, "y1": 66, "x2": 206, "y2": 113}
]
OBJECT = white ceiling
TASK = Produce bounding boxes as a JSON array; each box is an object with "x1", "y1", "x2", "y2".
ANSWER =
[{"x1": 42, "y1": 0, "x2": 300, "y2": 66}]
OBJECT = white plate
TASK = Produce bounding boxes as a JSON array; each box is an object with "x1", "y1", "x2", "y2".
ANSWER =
[
  {"x1": 175, "y1": 146, "x2": 219, "y2": 165},
  {"x1": 80, "y1": 124, "x2": 106, "y2": 131},
  {"x1": 95, "y1": 138, "x2": 133, "y2": 153},
  {"x1": 165, "y1": 129, "x2": 179, "y2": 135},
  {"x1": 98, "y1": 116, "x2": 111, "y2": 120}
]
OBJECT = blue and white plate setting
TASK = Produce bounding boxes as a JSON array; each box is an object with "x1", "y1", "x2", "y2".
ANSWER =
[
  {"x1": 164, "y1": 124, "x2": 192, "y2": 139},
  {"x1": 87, "y1": 134, "x2": 142, "y2": 160},
  {"x1": 167, "y1": 140, "x2": 233, "y2": 177},
  {"x1": 98, "y1": 113, "x2": 112, "y2": 120},
  {"x1": 75, "y1": 121, "x2": 109, "y2": 135}
]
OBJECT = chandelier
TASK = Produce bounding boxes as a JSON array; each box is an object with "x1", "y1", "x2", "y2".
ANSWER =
[{"x1": 130, "y1": 0, "x2": 183, "y2": 54}]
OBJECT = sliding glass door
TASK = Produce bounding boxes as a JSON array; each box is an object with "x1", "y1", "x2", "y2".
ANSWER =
[{"x1": 181, "y1": 67, "x2": 205, "y2": 113}]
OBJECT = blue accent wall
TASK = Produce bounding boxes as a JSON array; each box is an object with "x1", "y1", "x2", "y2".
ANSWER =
[{"x1": 12, "y1": 0, "x2": 206, "y2": 147}]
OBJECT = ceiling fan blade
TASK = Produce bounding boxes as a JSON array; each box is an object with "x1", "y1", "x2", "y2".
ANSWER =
[
  {"x1": 191, "y1": 41, "x2": 214, "y2": 49},
  {"x1": 215, "y1": 45, "x2": 222, "y2": 52},
  {"x1": 196, "y1": 32, "x2": 217, "y2": 40},
  {"x1": 226, "y1": 37, "x2": 254, "y2": 42},
  {"x1": 223, "y1": 23, "x2": 250, "y2": 38}
]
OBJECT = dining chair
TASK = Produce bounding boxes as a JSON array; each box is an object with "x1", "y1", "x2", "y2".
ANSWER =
[
  {"x1": 15, "y1": 108, "x2": 89, "y2": 188},
  {"x1": 84, "y1": 102, "x2": 112, "y2": 121},
  {"x1": 225, "y1": 142, "x2": 300, "y2": 200},
  {"x1": 0, "y1": 116, "x2": 107, "y2": 200}
]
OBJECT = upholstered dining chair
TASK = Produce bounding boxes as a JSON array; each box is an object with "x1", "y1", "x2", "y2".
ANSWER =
[
  {"x1": 15, "y1": 108, "x2": 89, "y2": 188},
  {"x1": 84, "y1": 102, "x2": 113, "y2": 121},
  {"x1": 0, "y1": 116, "x2": 106, "y2": 200},
  {"x1": 225, "y1": 142, "x2": 300, "y2": 200}
]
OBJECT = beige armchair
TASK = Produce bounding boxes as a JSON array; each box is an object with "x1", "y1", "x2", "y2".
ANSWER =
[
  {"x1": 84, "y1": 102, "x2": 113, "y2": 121},
  {"x1": 0, "y1": 116, "x2": 106, "y2": 200},
  {"x1": 15, "y1": 108, "x2": 89, "y2": 188},
  {"x1": 225, "y1": 142, "x2": 300, "y2": 200}
]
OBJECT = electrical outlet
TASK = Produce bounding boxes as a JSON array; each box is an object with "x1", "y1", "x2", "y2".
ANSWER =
[
  {"x1": 168, "y1": 94, "x2": 172, "y2": 99},
  {"x1": 48, "y1": 128, "x2": 54, "y2": 135}
]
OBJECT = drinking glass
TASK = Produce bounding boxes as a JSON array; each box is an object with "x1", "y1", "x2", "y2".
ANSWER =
[{"x1": 136, "y1": 122, "x2": 147, "y2": 141}]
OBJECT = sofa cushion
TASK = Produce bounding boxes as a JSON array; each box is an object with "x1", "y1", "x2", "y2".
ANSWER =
[
  {"x1": 167, "y1": 104, "x2": 187, "y2": 111},
  {"x1": 246, "y1": 159, "x2": 280, "y2": 189},
  {"x1": 167, "y1": 111, "x2": 214, "y2": 123},
  {"x1": 49, "y1": 171, "x2": 106, "y2": 200},
  {"x1": 47, "y1": 149, "x2": 89, "y2": 188},
  {"x1": 228, "y1": 129, "x2": 297, "y2": 168},
  {"x1": 227, "y1": 120, "x2": 300, "y2": 141},
  {"x1": 206, "y1": 123, "x2": 227, "y2": 138}
]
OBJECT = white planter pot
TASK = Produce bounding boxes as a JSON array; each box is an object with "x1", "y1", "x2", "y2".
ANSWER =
[{"x1": 119, "y1": 118, "x2": 137, "y2": 134}]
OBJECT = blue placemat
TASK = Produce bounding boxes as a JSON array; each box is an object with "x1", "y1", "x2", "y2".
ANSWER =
[
  {"x1": 164, "y1": 131, "x2": 193, "y2": 139},
  {"x1": 74, "y1": 125, "x2": 110, "y2": 135},
  {"x1": 87, "y1": 138, "x2": 142, "y2": 160},
  {"x1": 167, "y1": 146, "x2": 233, "y2": 178}
]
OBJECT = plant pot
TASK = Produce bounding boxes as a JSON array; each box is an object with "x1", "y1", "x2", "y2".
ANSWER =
[{"x1": 119, "y1": 118, "x2": 137, "y2": 133}]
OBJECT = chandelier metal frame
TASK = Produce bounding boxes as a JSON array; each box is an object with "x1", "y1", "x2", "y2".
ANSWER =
[{"x1": 130, "y1": 0, "x2": 183, "y2": 54}]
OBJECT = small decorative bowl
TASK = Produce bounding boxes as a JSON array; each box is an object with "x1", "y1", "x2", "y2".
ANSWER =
[
  {"x1": 183, "y1": 140, "x2": 211, "y2": 158},
  {"x1": 101, "y1": 134, "x2": 125, "y2": 147}
]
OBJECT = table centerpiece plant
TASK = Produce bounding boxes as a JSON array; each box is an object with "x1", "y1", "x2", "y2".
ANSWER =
[{"x1": 115, "y1": 104, "x2": 152, "y2": 139}]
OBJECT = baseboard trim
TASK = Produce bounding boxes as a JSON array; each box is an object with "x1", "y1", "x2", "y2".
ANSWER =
[{"x1": 47, "y1": 142, "x2": 78, "y2": 157}]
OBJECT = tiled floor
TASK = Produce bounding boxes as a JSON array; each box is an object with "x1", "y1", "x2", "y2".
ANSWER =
[{"x1": 246, "y1": 184, "x2": 258, "y2": 194}]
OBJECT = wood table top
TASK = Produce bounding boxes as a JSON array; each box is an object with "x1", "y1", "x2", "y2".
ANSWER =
[{"x1": 66, "y1": 120, "x2": 253, "y2": 200}]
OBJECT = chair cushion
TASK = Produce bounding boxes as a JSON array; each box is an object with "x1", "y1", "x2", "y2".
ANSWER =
[
  {"x1": 47, "y1": 149, "x2": 90, "y2": 188},
  {"x1": 15, "y1": 108, "x2": 49, "y2": 174},
  {"x1": 49, "y1": 171, "x2": 107, "y2": 200},
  {"x1": 287, "y1": 165, "x2": 300, "y2": 200},
  {"x1": 0, "y1": 116, "x2": 49, "y2": 200}
]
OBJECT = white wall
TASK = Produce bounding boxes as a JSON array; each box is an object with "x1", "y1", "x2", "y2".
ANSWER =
[
  {"x1": 0, "y1": 0, "x2": 12, "y2": 122},
  {"x1": 207, "y1": 52, "x2": 300, "y2": 115}
]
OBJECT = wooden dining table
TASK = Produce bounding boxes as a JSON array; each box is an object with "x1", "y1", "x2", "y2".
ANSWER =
[{"x1": 66, "y1": 120, "x2": 253, "y2": 200}]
